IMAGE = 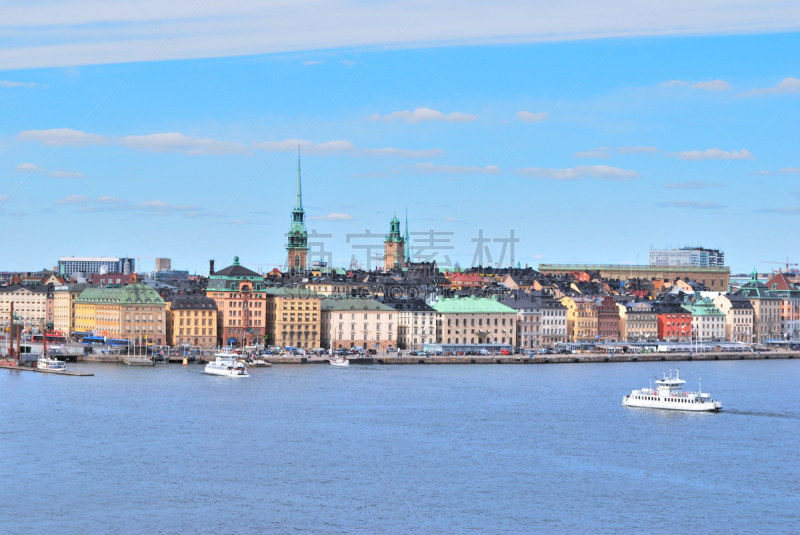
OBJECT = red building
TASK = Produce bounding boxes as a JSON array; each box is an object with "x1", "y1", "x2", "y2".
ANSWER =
[
  {"x1": 92, "y1": 273, "x2": 134, "y2": 286},
  {"x1": 596, "y1": 296, "x2": 620, "y2": 341},
  {"x1": 654, "y1": 302, "x2": 691, "y2": 341}
]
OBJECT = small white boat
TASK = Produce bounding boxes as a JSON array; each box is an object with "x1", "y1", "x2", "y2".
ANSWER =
[
  {"x1": 622, "y1": 369, "x2": 721, "y2": 412},
  {"x1": 37, "y1": 354, "x2": 67, "y2": 371},
  {"x1": 329, "y1": 356, "x2": 349, "y2": 367},
  {"x1": 205, "y1": 352, "x2": 249, "y2": 377}
]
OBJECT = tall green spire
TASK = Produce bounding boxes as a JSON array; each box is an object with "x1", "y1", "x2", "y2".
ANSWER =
[
  {"x1": 294, "y1": 147, "x2": 303, "y2": 212},
  {"x1": 404, "y1": 207, "x2": 410, "y2": 263}
]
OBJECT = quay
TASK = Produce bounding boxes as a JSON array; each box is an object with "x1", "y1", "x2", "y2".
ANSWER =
[
  {"x1": 0, "y1": 364, "x2": 94, "y2": 376},
  {"x1": 262, "y1": 351, "x2": 798, "y2": 365}
]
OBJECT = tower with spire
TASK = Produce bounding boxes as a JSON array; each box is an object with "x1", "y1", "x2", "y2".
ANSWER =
[
  {"x1": 403, "y1": 207, "x2": 411, "y2": 264},
  {"x1": 383, "y1": 212, "x2": 406, "y2": 270},
  {"x1": 286, "y1": 149, "x2": 308, "y2": 271}
]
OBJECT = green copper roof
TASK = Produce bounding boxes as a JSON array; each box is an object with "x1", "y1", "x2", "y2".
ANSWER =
[
  {"x1": 263, "y1": 287, "x2": 319, "y2": 298},
  {"x1": 682, "y1": 297, "x2": 724, "y2": 316},
  {"x1": 432, "y1": 296, "x2": 516, "y2": 314},
  {"x1": 76, "y1": 283, "x2": 165, "y2": 305}
]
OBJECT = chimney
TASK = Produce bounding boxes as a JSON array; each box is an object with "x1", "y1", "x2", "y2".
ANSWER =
[{"x1": 209, "y1": 259, "x2": 215, "y2": 276}]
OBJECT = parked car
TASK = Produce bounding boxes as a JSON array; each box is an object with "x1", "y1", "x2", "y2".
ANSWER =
[
  {"x1": 387, "y1": 347, "x2": 397, "y2": 352},
  {"x1": 500, "y1": 349, "x2": 511, "y2": 355},
  {"x1": 367, "y1": 348, "x2": 377, "y2": 355}
]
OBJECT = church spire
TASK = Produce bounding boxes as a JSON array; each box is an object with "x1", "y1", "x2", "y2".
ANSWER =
[
  {"x1": 404, "y1": 207, "x2": 411, "y2": 263},
  {"x1": 294, "y1": 146, "x2": 303, "y2": 212}
]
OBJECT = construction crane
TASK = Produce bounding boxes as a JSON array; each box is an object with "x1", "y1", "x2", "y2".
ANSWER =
[{"x1": 760, "y1": 258, "x2": 798, "y2": 273}]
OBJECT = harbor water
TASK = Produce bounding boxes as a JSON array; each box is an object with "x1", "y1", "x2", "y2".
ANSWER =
[{"x1": 1, "y1": 360, "x2": 798, "y2": 534}]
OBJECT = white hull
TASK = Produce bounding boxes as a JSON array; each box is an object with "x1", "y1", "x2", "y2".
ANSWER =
[
  {"x1": 37, "y1": 358, "x2": 66, "y2": 371},
  {"x1": 330, "y1": 358, "x2": 349, "y2": 367},
  {"x1": 204, "y1": 367, "x2": 249, "y2": 377},
  {"x1": 622, "y1": 397, "x2": 720, "y2": 412}
]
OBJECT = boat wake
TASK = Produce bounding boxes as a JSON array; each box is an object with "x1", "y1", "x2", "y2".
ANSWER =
[{"x1": 726, "y1": 409, "x2": 798, "y2": 420}]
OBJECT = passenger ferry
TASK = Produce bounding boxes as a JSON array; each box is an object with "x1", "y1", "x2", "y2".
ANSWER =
[
  {"x1": 37, "y1": 354, "x2": 67, "y2": 371},
  {"x1": 204, "y1": 351, "x2": 249, "y2": 377},
  {"x1": 622, "y1": 369, "x2": 721, "y2": 412}
]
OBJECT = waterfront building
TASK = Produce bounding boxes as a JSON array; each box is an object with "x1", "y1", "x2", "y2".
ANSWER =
[
  {"x1": 393, "y1": 299, "x2": 436, "y2": 350},
  {"x1": 734, "y1": 269, "x2": 781, "y2": 343},
  {"x1": 0, "y1": 285, "x2": 49, "y2": 331},
  {"x1": 682, "y1": 295, "x2": 726, "y2": 342},
  {"x1": 74, "y1": 284, "x2": 166, "y2": 344},
  {"x1": 383, "y1": 215, "x2": 406, "y2": 270},
  {"x1": 497, "y1": 292, "x2": 567, "y2": 349},
  {"x1": 617, "y1": 301, "x2": 658, "y2": 342},
  {"x1": 166, "y1": 294, "x2": 218, "y2": 347},
  {"x1": 206, "y1": 257, "x2": 268, "y2": 347},
  {"x1": 540, "y1": 264, "x2": 730, "y2": 291},
  {"x1": 286, "y1": 153, "x2": 308, "y2": 271},
  {"x1": 596, "y1": 296, "x2": 620, "y2": 341},
  {"x1": 321, "y1": 297, "x2": 397, "y2": 351},
  {"x1": 712, "y1": 293, "x2": 755, "y2": 342},
  {"x1": 53, "y1": 283, "x2": 89, "y2": 335},
  {"x1": 560, "y1": 296, "x2": 598, "y2": 342},
  {"x1": 57, "y1": 256, "x2": 135, "y2": 277},
  {"x1": 765, "y1": 271, "x2": 800, "y2": 340},
  {"x1": 433, "y1": 296, "x2": 516, "y2": 346},
  {"x1": 653, "y1": 302, "x2": 692, "y2": 342},
  {"x1": 264, "y1": 287, "x2": 322, "y2": 350}
]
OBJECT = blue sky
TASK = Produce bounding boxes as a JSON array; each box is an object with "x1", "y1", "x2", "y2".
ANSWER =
[{"x1": 1, "y1": 3, "x2": 799, "y2": 274}]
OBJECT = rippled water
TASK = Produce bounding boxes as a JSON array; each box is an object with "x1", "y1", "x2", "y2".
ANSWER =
[{"x1": 1, "y1": 360, "x2": 798, "y2": 534}]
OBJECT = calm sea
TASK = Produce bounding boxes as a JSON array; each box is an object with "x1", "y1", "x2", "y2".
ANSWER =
[{"x1": 1, "y1": 360, "x2": 798, "y2": 534}]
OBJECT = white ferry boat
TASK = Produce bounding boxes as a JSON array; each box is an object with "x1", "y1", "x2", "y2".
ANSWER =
[
  {"x1": 204, "y1": 352, "x2": 249, "y2": 377},
  {"x1": 622, "y1": 369, "x2": 721, "y2": 412},
  {"x1": 37, "y1": 354, "x2": 67, "y2": 371}
]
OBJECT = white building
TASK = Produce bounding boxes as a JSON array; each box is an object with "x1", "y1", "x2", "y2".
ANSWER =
[
  {"x1": 393, "y1": 299, "x2": 437, "y2": 350},
  {"x1": 649, "y1": 247, "x2": 724, "y2": 267},
  {"x1": 320, "y1": 297, "x2": 397, "y2": 351},
  {"x1": 0, "y1": 285, "x2": 50, "y2": 329},
  {"x1": 57, "y1": 257, "x2": 135, "y2": 277}
]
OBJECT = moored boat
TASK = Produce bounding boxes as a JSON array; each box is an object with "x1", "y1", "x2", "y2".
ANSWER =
[
  {"x1": 622, "y1": 369, "x2": 721, "y2": 411},
  {"x1": 329, "y1": 356, "x2": 349, "y2": 367},
  {"x1": 204, "y1": 351, "x2": 249, "y2": 377},
  {"x1": 37, "y1": 354, "x2": 67, "y2": 371}
]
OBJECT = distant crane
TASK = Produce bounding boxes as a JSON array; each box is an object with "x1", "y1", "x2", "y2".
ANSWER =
[{"x1": 760, "y1": 258, "x2": 798, "y2": 273}]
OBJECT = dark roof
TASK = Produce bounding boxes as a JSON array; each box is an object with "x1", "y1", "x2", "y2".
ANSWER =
[
  {"x1": 213, "y1": 264, "x2": 261, "y2": 278},
  {"x1": 0, "y1": 284, "x2": 49, "y2": 294},
  {"x1": 169, "y1": 294, "x2": 218, "y2": 310},
  {"x1": 386, "y1": 299, "x2": 435, "y2": 312}
]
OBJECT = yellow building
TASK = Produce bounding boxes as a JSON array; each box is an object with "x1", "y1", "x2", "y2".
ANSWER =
[
  {"x1": 54, "y1": 283, "x2": 90, "y2": 335},
  {"x1": 75, "y1": 284, "x2": 166, "y2": 344},
  {"x1": 166, "y1": 295, "x2": 218, "y2": 347},
  {"x1": 264, "y1": 287, "x2": 322, "y2": 349},
  {"x1": 560, "y1": 296, "x2": 598, "y2": 342}
]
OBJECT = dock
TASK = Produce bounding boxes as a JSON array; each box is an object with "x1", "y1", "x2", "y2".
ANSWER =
[
  {"x1": 122, "y1": 357, "x2": 154, "y2": 366},
  {"x1": 0, "y1": 364, "x2": 93, "y2": 376}
]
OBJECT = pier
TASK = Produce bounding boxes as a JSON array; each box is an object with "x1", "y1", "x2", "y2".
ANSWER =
[{"x1": 0, "y1": 364, "x2": 94, "y2": 376}]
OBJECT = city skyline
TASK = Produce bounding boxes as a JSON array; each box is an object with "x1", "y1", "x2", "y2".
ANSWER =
[{"x1": 1, "y1": 7, "x2": 799, "y2": 274}]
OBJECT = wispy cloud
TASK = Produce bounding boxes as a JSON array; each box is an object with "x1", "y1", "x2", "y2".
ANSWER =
[
  {"x1": 15, "y1": 163, "x2": 44, "y2": 173},
  {"x1": 302, "y1": 60, "x2": 324, "y2": 65},
  {"x1": 120, "y1": 132, "x2": 250, "y2": 155},
  {"x1": 516, "y1": 111, "x2": 548, "y2": 123},
  {"x1": 663, "y1": 180, "x2": 724, "y2": 189},
  {"x1": 340, "y1": 59, "x2": 358, "y2": 66},
  {"x1": 55, "y1": 195, "x2": 89, "y2": 205},
  {"x1": 748, "y1": 167, "x2": 800, "y2": 176},
  {"x1": 736, "y1": 77, "x2": 800, "y2": 97},
  {"x1": 0, "y1": 80, "x2": 42, "y2": 88},
  {"x1": 691, "y1": 80, "x2": 732, "y2": 91},
  {"x1": 17, "y1": 128, "x2": 106, "y2": 146},
  {"x1": 517, "y1": 165, "x2": 639, "y2": 181},
  {"x1": 367, "y1": 108, "x2": 476, "y2": 123},
  {"x1": 617, "y1": 146, "x2": 660, "y2": 154},
  {"x1": 308, "y1": 212, "x2": 354, "y2": 221},
  {"x1": 660, "y1": 80, "x2": 689, "y2": 88},
  {"x1": 671, "y1": 148, "x2": 753, "y2": 160},
  {"x1": 15, "y1": 162, "x2": 84, "y2": 178},
  {"x1": 254, "y1": 138, "x2": 357, "y2": 155},
  {"x1": 403, "y1": 163, "x2": 501, "y2": 175},
  {"x1": 48, "y1": 169, "x2": 85, "y2": 179},
  {"x1": 756, "y1": 206, "x2": 800, "y2": 215},
  {"x1": 364, "y1": 147, "x2": 444, "y2": 158},
  {"x1": 657, "y1": 200, "x2": 724, "y2": 209},
  {"x1": 575, "y1": 147, "x2": 611, "y2": 159}
]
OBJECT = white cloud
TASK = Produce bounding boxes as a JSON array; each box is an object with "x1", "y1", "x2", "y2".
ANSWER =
[
  {"x1": 364, "y1": 147, "x2": 444, "y2": 158},
  {"x1": 134, "y1": 200, "x2": 200, "y2": 213},
  {"x1": 302, "y1": 60, "x2": 324, "y2": 65},
  {"x1": 308, "y1": 213, "x2": 354, "y2": 221},
  {"x1": 254, "y1": 138, "x2": 357, "y2": 155},
  {"x1": 617, "y1": 146, "x2": 660, "y2": 154},
  {"x1": 48, "y1": 170, "x2": 85, "y2": 179},
  {"x1": 15, "y1": 163, "x2": 45, "y2": 173},
  {"x1": 0, "y1": 80, "x2": 40, "y2": 88},
  {"x1": 17, "y1": 128, "x2": 106, "y2": 146},
  {"x1": 56, "y1": 195, "x2": 89, "y2": 205},
  {"x1": 748, "y1": 167, "x2": 800, "y2": 176},
  {"x1": 672, "y1": 148, "x2": 753, "y2": 160},
  {"x1": 516, "y1": 111, "x2": 548, "y2": 123},
  {"x1": 367, "y1": 108, "x2": 476, "y2": 123},
  {"x1": 340, "y1": 59, "x2": 358, "y2": 66},
  {"x1": 660, "y1": 80, "x2": 690, "y2": 88},
  {"x1": 574, "y1": 148, "x2": 611, "y2": 159},
  {"x1": 691, "y1": 80, "x2": 732, "y2": 91},
  {"x1": 657, "y1": 200, "x2": 724, "y2": 209},
  {"x1": 5, "y1": 1, "x2": 799, "y2": 70},
  {"x1": 405, "y1": 163, "x2": 501, "y2": 175},
  {"x1": 736, "y1": 77, "x2": 800, "y2": 97},
  {"x1": 663, "y1": 180, "x2": 724, "y2": 189},
  {"x1": 517, "y1": 165, "x2": 639, "y2": 181},
  {"x1": 119, "y1": 132, "x2": 249, "y2": 155},
  {"x1": 756, "y1": 206, "x2": 800, "y2": 215},
  {"x1": 95, "y1": 196, "x2": 128, "y2": 205}
]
